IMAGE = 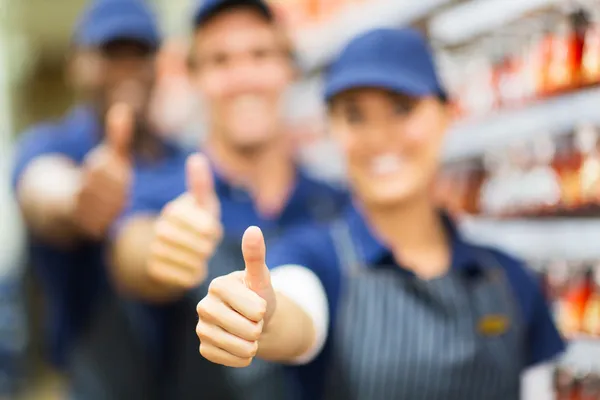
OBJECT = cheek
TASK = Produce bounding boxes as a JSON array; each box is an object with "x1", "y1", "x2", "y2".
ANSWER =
[
  {"x1": 198, "y1": 71, "x2": 228, "y2": 102},
  {"x1": 403, "y1": 117, "x2": 432, "y2": 144},
  {"x1": 260, "y1": 63, "x2": 292, "y2": 93}
]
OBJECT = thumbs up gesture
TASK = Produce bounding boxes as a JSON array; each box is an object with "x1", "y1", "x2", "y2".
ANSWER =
[
  {"x1": 73, "y1": 103, "x2": 134, "y2": 239},
  {"x1": 146, "y1": 153, "x2": 222, "y2": 292},
  {"x1": 196, "y1": 226, "x2": 276, "y2": 368}
]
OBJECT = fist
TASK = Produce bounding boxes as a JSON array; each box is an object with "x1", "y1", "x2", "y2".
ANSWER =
[
  {"x1": 146, "y1": 153, "x2": 222, "y2": 291},
  {"x1": 73, "y1": 103, "x2": 133, "y2": 239},
  {"x1": 196, "y1": 226, "x2": 276, "y2": 368}
]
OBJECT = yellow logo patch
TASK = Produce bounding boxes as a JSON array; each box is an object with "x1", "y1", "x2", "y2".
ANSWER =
[{"x1": 477, "y1": 315, "x2": 510, "y2": 337}]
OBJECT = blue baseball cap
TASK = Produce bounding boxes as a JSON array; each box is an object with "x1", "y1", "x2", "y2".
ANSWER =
[
  {"x1": 324, "y1": 28, "x2": 446, "y2": 101},
  {"x1": 192, "y1": 0, "x2": 273, "y2": 28},
  {"x1": 73, "y1": 0, "x2": 161, "y2": 50}
]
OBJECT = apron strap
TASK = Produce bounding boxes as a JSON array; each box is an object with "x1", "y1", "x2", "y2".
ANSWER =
[{"x1": 329, "y1": 219, "x2": 361, "y2": 277}]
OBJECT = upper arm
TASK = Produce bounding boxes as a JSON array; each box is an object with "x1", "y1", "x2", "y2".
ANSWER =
[
  {"x1": 267, "y1": 226, "x2": 342, "y2": 332},
  {"x1": 494, "y1": 249, "x2": 566, "y2": 367},
  {"x1": 525, "y1": 279, "x2": 566, "y2": 366}
]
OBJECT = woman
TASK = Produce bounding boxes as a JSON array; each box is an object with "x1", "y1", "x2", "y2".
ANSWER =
[{"x1": 194, "y1": 28, "x2": 565, "y2": 400}]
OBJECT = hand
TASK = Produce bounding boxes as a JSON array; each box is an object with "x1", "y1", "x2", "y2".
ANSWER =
[
  {"x1": 196, "y1": 226, "x2": 276, "y2": 367},
  {"x1": 146, "y1": 153, "x2": 222, "y2": 291},
  {"x1": 72, "y1": 103, "x2": 133, "y2": 239}
]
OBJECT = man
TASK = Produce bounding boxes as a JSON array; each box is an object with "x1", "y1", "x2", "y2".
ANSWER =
[
  {"x1": 110, "y1": 0, "x2": 347, "y2": 398},
  {"x1": 12, "y1": 0, "x2": 168, "y2": 397}
]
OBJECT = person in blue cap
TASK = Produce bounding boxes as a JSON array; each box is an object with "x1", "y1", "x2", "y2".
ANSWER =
[
  {"x1": 11, "y1": 0, "x2": 170, "y2": 396},
  {"x1": 109, "y1": 0, "x2": 347, "y2": 399},
  {"x1": 195, "y1": 27, "x2": 567, "y2": 400}
]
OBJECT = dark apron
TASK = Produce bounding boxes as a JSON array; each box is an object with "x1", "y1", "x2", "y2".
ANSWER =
[
  {"x1": 163, "y1": 233, "x2": 291, "y2": 400},
  {"x1": 323, "y1": 220, "x2": 525, "y2": 400},
  {"x1": 67, "y1": 289, "x2": 158, "y2": 400}
]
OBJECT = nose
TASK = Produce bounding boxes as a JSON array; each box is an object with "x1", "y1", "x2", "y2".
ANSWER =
[{"x1": 227, "y1": 58, "x2": 264, "y2": 94}]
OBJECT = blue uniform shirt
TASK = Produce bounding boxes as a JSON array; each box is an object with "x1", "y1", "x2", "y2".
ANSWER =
[
  {"x1": 266, "y1": 205, "x2": 566, "y2": 399},
  {"x1": 11, "y1": 106, "x2": 105, "y2": 368}
]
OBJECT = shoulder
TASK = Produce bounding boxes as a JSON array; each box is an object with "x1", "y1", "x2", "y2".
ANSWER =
[
  {"x1": 472, "y1": 244, "x2": 541, "y2": 320},
  {"x1": 14, "y1": 111, "x2": 96, "y2": 163},
  {"x1": 126, "y1": 146, "x2": 190, "y2": 217},
  {"x1": 267, "y1": 223, "x2": 338, "y2": 271}
]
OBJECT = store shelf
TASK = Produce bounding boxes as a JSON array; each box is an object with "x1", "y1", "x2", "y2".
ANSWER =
[
  {"x1": 459, "y1": 217, "x2": 600, "y2": 260},
  {"x1": 443, "y1": 87, "x2": 600, "y2": 162},
  {"x1": 294, "y1": 0, "x2": 451, "y2": 72},
  {"x1": 429, "y1": 0, "x2": 557, "y2": 45}
]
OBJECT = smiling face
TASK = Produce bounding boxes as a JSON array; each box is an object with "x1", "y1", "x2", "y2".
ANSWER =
[
  {"x1": 191, "y1": 7, "x2": 294, "y2": 151},
  {"x1": 329, "y1": 88, "x2": 450, "y2": 208}
]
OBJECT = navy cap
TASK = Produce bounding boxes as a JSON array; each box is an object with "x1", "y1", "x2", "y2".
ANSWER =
[
  {"x1": 324, "y1": 28, "x2": 445, "y2": 101},
  {"x1": 192, "y1": 0, "x2": 273, "y2": 28},
  {"x1": 73, "y1": 0, "x2": 161, "y2": 49}
]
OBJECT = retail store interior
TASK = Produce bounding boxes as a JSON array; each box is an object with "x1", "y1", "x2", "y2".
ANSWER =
[{"x1": 2, "y1": 0, "x2": 600, "y2": 399}]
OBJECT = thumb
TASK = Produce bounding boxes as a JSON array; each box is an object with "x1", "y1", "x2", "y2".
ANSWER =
[
  {"x1": 105, "y1": 103, "x2": 134, "y2": 156},
  {"x1": 242, "y1": 226, "x2": 270, "y2": 294},
  {"x1": 186, "y1": 153, "x2": 218, "y2": 214}
]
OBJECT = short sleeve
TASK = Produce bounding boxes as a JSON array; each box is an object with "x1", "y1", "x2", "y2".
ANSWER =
[
  {"x1": 490, "y1": 248, "x2": 566, "y2": 367},
  {"x1": 526, "y1": 284, "x2": 566, "y2": 366},
  {"x1": 110, "y1": 149, "x2": 188, "y2": 238},
  {"x1": 12, "y1": 124, "x2": 64, "y2": 190},
  {"x1": 266, "y1": 225, "x2": 342, "y2": 333}
]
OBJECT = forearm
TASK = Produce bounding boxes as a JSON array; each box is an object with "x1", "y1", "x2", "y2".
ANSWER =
[
  {"x1": 257, "y1": 291, "x2": 316, "y2": 362},
  {"x1": 16, "y1": 156, "x2": 81, "y2": 248},
  {"x1": 257, "y1": 265, "x2": 329, "y2": 364},
  {"x1": 110, "y1": 216, "x2": 183, "y2": 303}
]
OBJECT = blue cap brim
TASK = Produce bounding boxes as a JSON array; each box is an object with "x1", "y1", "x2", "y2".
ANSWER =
[
  {"x1": 193, "y1": 0, "x2": 272, "y2": 28},
  {"x1": 324, "y1": 67, "x2": 438, "y2": 101},
  {"x1": 75, "y1": 16, "x2": 160, "y2": 49}
]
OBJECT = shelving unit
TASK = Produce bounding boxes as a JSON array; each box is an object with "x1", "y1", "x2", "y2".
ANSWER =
[
  {"x1": 443, "y1": 87, "x2": 600, "y2": 162},
  {"x1": 460, "y1": 217, "x2": 600, "y2": 260},
  {"x1": 429, "y1": 0, "x2": 558, "y2": 45},
  {"x1": 294, "y1": 0, "x2": 451, "y2": 72}
]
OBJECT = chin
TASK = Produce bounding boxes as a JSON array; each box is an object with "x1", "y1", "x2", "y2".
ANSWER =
[{"x1": 358, "y1": 182, "x2": 421, "y2": 209}]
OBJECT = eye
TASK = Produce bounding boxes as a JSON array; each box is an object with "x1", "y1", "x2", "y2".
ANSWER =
[
  {"x1": 342, "y1": 103, "x2": 365, "y2": 125},
  {"x1": 252, "y1": 48, "x2": 270, "y2": 60},
  {"x1": 210, "y1": 53, "x2": 229, "y2": 67},
  {"x1": 393, "y1": 100, "x2": 413, "y2": 116}
]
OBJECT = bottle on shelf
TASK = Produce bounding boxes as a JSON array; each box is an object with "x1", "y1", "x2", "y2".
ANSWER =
[
  {"x1": 554, "y1": 362, "x2": 580, "y2": 400},
  {"x1": 582, "y1": 262, "x2": 600, "y2": 337},
  {"x1": 528, "y1": 135, "x2": 562, "y2": 215},
  {"x1": 558, "y1": 263, "x2": 593, "y2": 338},
  {"x1": 581, "y1": 7, "x2": 600, "y2": 85},
  {"x1": 553, "y1": 133, "x2": 585, "y2": 212},
  {"x1": 575, "y1": 124, "x2": 600, "y2": 207}
]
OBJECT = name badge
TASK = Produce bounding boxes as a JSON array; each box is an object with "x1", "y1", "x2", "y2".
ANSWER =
[{"x1": 477, "y1": 314, "x2": 510, "y2": 337}]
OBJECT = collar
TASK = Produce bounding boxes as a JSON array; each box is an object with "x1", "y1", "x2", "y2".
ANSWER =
[
  {"x1": 210, "y1": 163, "x2": 332, "y2": 233},
  {"x1": 344, "y1": 204, "x2": 481, "y2": 272}
]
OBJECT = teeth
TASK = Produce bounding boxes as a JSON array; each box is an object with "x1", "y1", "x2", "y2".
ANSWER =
[{"x1": 370, "y1": 154, "x2": 403, "y2": 176}]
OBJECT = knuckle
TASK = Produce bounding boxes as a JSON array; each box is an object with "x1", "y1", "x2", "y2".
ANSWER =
[
  {"x1": 236, "y1": 358, "x2": 253, "y2": 368},
  {"x1": 199, "y1": 343, "x2": 212, "y2": 359},
  {"x1": 242, "y1": 341, "x2": 259, "y2": 359},
  {"x1": 247, "y1": 325, "x2": 262, "y2": 342},
  {"x1": 208, "y1": 277, "x2": 226, "y2": 296},
  {"x1": 196, "y1": 298, "x2": 213, "y2": 320}
]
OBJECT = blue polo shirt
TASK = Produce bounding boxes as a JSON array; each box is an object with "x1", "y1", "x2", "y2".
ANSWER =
[
  {"x1": 12, "y1": 106, "x2": 106, "y2": 368},
  {"x1": 266, "y1": 205, "x2": 566, "y2": 399}
]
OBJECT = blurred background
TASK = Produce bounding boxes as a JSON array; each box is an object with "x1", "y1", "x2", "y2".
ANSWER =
[{"x1": 3, "y1": 0, "x2": 600, "y2": 398}]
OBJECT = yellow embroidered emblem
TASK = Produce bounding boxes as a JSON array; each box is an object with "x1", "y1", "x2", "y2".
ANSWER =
[{"x1": 477, "y1": 315, "x2": 510, "y2": 336}]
